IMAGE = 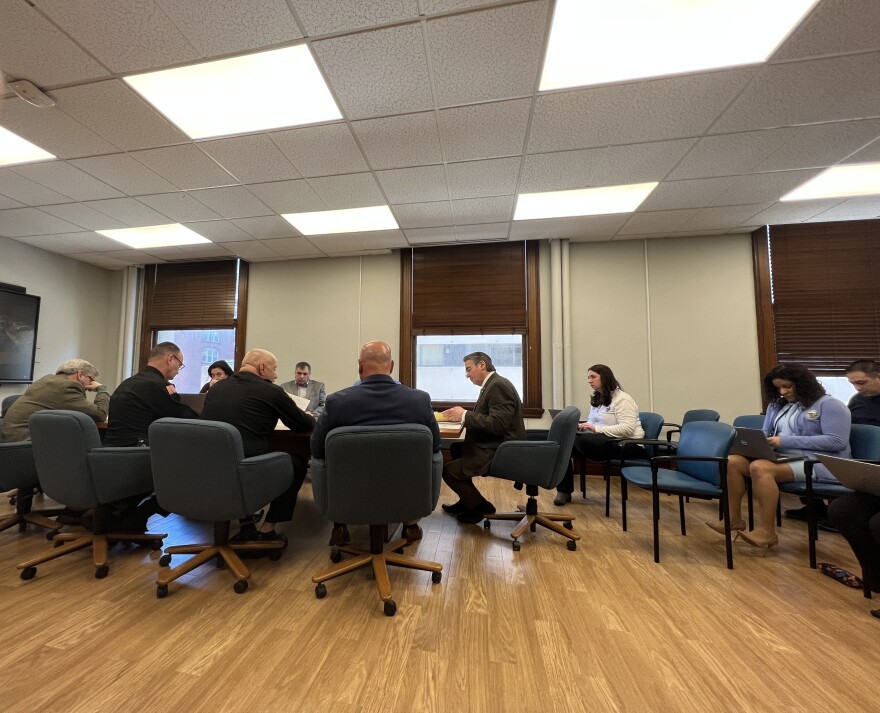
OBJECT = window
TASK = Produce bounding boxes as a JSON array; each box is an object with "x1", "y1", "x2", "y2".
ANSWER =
[
  {"x1": 400, "y1": 242, "x2": 542, "y2": 415},
  {"x1": 202, "y1": 330, "x2": 220, "y2": 343},
  {"x1": 202, "y1": 346, "x2": 220, "y2": 364}
]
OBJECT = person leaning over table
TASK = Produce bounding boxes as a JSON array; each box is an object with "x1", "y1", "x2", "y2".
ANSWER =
[
  {"x1": 706, "y1": 363, "x2": 851, "y2": 551},
  {"x1": 440, "y1": 351, "x2": 526, "y2": 524},
  {"x1": 553, "y1": 363, "x2": 646, "y2": 506},
  {"x1": 199, "y1": 359, "x2": 233, "y2": 393},
  {"x1": 1, "y1": 358, "x2": 109, "y2": 443},
  {"x1": 201, "y1": 348, "x2": 315, "y2": 544},
  {"x1": 310, "y1": 340, "x2": 441, "y2": 547}
]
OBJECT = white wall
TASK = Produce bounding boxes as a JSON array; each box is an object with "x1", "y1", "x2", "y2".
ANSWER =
[
  {"x1": 0, "y1": 236, "x2": 123, "y2": 400},
  {"x1": 246, "y1": 254, "x2": 400, "y2": 392}
]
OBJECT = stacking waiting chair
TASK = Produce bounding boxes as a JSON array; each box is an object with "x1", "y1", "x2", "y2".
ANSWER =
[
  {"x1": 19, "y1": 410, "x2": 166, "y2": 580},
  {"x1": 483, "y1": 406, "x2": 581, "y2": 551},
  {"x1": 664, "y1": 409, "x2": 720, "y2": 443},
  {"x1": 0, "y1": 440, "x2": 63, "y2": 536},
  {"x1": 311, "y1": 424, "x2": 443, "y2": 617},
  {"x1": 603, "y1": 411, "x2": 666, "y2": 517},
  {"x1": 149, "y1": 418, "x2": 293, "y2": 597},
  {"x1": 621, "y1": 421, "x2": 737, "y2": 568}
]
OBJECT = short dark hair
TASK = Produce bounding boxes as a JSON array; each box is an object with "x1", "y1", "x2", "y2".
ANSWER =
[
  {"x1": 208, "y1": 360, "x2": 233, "y2": 377},
  {"x1": 845, "y1": 359, "x2": 880, "y2": 377},
  {"x1": 762, "y1": 363, "x2": 826, "y2": 408},
  {"x1": 295, "y1": 361, "x2": 311, "y2": 371},
  {"x1": 463, "y1": 351, "x2": 495, "y2": 372},
  {"x1": 587, "y1": 364, "x2": 621, "y2": 408},
  {"x1": 149, "y1": 341, "x2": 181, "y2": 359}
]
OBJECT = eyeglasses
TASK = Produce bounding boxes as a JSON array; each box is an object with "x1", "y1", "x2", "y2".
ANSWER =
[{"x1": 171, "y1": 353, "x2": 186, "y2": 370}]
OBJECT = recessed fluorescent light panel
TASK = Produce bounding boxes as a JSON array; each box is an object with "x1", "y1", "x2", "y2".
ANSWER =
[
  {"x1": 540, "y1": 0, "x2": 818, "y2": 90},
  {"x1": 781, "y1": 163, "x2": 880, "y2": 201},
  {"x1": 282, "y1": 206, "x2": 399, "y2": 236},
  {"x1": 0, "y1": 126, "x2": 55, "y2": 166},
  {"x1": 124, "y1": 45, "x2": 342, "y2": 139},
  {"x1": 96, "y1": 224, "x2": 211, "y2": 249},
  {"x1": 514, "y1": 183, "x2": 658, "y2": 221}
]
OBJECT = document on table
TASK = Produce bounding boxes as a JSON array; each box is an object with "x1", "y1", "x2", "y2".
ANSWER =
[{"x1": 286, "y1": 392, "x2": 310, "y2": 412}]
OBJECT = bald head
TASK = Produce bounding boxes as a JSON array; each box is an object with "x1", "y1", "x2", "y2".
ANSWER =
[
  {"x1": 358, "y1": 341, "x2": 394, "y2": 378},
  {"x1": 240, "y1": 348, "x2": 279, "y2": 382}
]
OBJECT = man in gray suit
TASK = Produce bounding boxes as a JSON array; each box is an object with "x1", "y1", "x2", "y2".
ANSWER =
[{"x1": 280, "y1": 361, "x2": 326, "y2": 417}]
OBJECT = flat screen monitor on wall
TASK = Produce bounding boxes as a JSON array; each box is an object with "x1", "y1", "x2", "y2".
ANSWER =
[{"x1": 0, "y1": 287, "x2": 40, "y2": 383}]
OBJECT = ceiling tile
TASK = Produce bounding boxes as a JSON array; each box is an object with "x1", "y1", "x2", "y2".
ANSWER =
[
  {"x1": 422, "y1": 1, "x2": 499, "y2": 12},
  {"x1": 351, "y1": 112, "x2": 443, "y2": 170},
  {"x1": 311, "y1": 229, "x2": 407, "y2": 254},
  {"x1": 772, "y1": 0, "x2": 880, "y2": 61},
  {"x1": 307, "y1": 173, "x2": 386, "y2": 209},
  {"x1": 707, "y1": 170, "x2": 822, "y2": 207},
  {"x1": 261, "y1": 237, "x2": 323, "y2": 258},
  {"x1": 12, "y1": 231, "x2": 119, "y2": 254},
  {"x1": 220, "y1": 240, "x2": 279, "y2": 259},
  {"x1": 70, "y1": 154, "x2": 180, "y2": 195},
  {"x1": 293, "y1": 0, "x2": 418, "y2": 35},
  {"x1": 519, "y1": 148, "x2": 604, "y2": 192},
  {"x1": 403, "y1": 227, "x2": 458, "y2": 245},
  {"x1": 509, "y1": 214, "x2": 629, "y2": 241},
  {"x1": 426, "y1": 1, "x2": 548, "y2": 106},
  {"x1": 271, "y1": 124, "x2": 369, "y2": 177},
  {"x1": 313, "y1": 23, "x2": 433, "y2": 118},
  {"x1": 232, "y1": 216, "x2": 301, "y2": 240},
  {"x1": 446, "y1": 157, "x2": 520, "y2": 199},
  {"x1": 0, "y1": 207, "x2": 84, "y2": 237},
  {"x1": 759, "y1": 119, "x2": 880, "y2": 171},
  {"x1": 391, "y1": 201, "x2": 454, "y2": 229},
  {"x1": 844, "y1": 137, "x2": 880, "y2": 163},
  {"x1": 189, "y1": 186, "x2": 273, "y2": 219},
  {"x1": 198, "y1": 135, "x2": 301, "y2": 184},
  {"x1": 808, "y1": 196, "x2": 880, "y2": 222},
  {"x1": 137, "y1": 193, "x2": 222, "y2": 222},
  {"x1": 182, "y1": 220, "x2": 254, "y2": 243},
  {"x1": 131, "y1": 145, "x2": 237, "y2": 190},
  {"x1": 618, "y1": 209, "x2": 700, "y2": 236},
  {"x1": 52, "y1": 80, "x2": 187, "y2": 152},
  {"x1": 590, "y1": 139, "x2": 696, "y2": 186},
  {"x1": 37, "y1": 0, "x2": 199, "y2": 73},
  {"x1": 11, "y1": 162, "x2": 123, "y2": 201},
  {"x1": 0, "y1": 0, "x2": 109, "y2": 86},
  {"x1": 747, "y1": 199, "x2": 844, "y2": 226},
  {"x1": 156, "y1": 0, "x2": 303, "y2": 55},
  {"x1": 639, "y1": 177, "x2": 735, "y2": 211},
  {"x1": 248, "y1": 180, "x2": 327, "y2": 213},
  {"x1": 438, "y1": 99, "x2": 530, "y2": 162},
  {"x1": 668, "y1": 130, "x2": 791, "y2": 180},
  {"x1": 376, "y1": 165, "x2": 449, "y2": 204},
  {"x1": 0, "y1": 195, "x2": 25, "y2": 210},
  {"x1": 100, "y1": 248, "x2": 166, "y2": 264},
  {"x1": 679, "y1": 204, "x2": 770, "y2": 232},
  {"x1": 39, "y1": 204, "x2": 128, "y2": 231},
  {"x1": 82, "y1": 197, "x2": 175, "y2": 227},
  {"x1": 67, "y1": 252, "x2": 131, "y2": 269},
  {"x1": 454, "y1": 223, "x2": 509, "y2": 241},
  {"x1": 451, "y1": 195, "x2": 514, "y2": 224},
  {"x1": 0, "y1": 169, "x2": 74, "y2": 207}
]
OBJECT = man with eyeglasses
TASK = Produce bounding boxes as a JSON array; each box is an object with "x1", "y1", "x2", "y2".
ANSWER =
[
  {"x1": 1, "y1": 358, "x2": 109, "y2": 442},
  {"x1": 104, "y1": 341, "x2": 198, "y2": 448}
]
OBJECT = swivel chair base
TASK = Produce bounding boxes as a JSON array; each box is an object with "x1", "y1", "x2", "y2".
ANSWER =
[
  {"x1": 484, "y1": 484, "x2": 580, "y2": 551},
  {"x1": 0, "y1": 488, "x2": 63, "y2": 535},
  {"x1": 312, "y1": 524, "x2": 442, "y2": 616},
  {"x1": 156, "y1": 521, "x2": 285, "y2": 597}
]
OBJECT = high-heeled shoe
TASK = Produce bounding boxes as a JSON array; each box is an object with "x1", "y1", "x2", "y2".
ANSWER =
[
  {"x1": 705, "y1": 519, "x2": 746, "y2": 536},
  {"x1": 738, "y1": 530, "x2": 779, "y2": 554}
]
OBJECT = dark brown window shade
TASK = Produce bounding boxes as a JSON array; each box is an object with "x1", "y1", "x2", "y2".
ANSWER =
[
  {"x1": 144, "y1": 262, "x2": 239, "y2": 328},
  {"x1": 767, "y1": 220, "x2": 880, "y2": 375},
  {"x1": 411, "y1": 243, "x2": 527, "y2": 333}
]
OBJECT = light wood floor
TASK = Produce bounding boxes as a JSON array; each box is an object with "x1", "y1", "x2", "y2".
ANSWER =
[{"x1": 1, "y1": 476, "x2": 877, "y2": 713}]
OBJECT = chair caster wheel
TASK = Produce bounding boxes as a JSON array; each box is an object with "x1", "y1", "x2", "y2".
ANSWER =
[
  {"x1": 512, "y1": 541, "x2": 521, "y2": 552},
  {"x1": 150, "y1": 539, "x2": 163, "y2": 551},
  {"x1": 566, "y1": 540, "x2": 577, "y2": 551},
  {"x1": 384, "y1": 600, "x2": 397, "y2": 617},
  {"x1": 233, "y1": 579, "x2": 248, "y2": 594},
  {"x1": 268, "y1": 549, "x2": 282, "y2": 561},
  {"x1": 159, "y1": 554, "x2": 172, "y2": 567},
  {"x1": 156, "y1": 584, "x2": 169, "y2": 599},
  {"x1": 20, "y1": 566, "x2": 37, "y2": 580},
  {"x1": 563, "y1": 520, "x2": 573, "y2": 530},
  {"x1": 315, "y1": 583, "x2": 327, "y2": 599},
  {"x1": 95, "y1": 565, "x2": 109, "y2": 579},
  {"x1": 330, "y1": 549, "x2": 342, "y2": 563},
  {"x1": 431, "y1": 571, "x2": 442, "y2": 584},
  {"x1": 483, "y1": 519, "x2": 491, "y2": 529}
]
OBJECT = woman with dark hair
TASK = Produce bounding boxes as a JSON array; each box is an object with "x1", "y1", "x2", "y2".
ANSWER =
[
  {"x1": 554, "y1": 364, "x2": 644, "y2": 505},
  {"x1": 707, "y1": 363, "x2": 851, "y2": 550},
  {"x1": 199, "y1": 359, "x2": 233, "y2": 393}
]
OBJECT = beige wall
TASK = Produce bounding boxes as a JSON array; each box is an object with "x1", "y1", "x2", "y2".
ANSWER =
[
  {"x1": 246, "y1": 254, "x2": 400, "y2": 392},
  {"x1": 0, "y1": 236, "x2": 123, "y2": 400}
]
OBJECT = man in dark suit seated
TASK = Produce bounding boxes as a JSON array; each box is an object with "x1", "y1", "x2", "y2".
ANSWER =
[
  {"x1": 441, "y1": 351, "x2": 527, "y2": 524},
  {"x1": 201, "y1": 348, "x2": 315, "y2": 544},
  {"x1": 310, "y1": 340, "x2": 441, "y2": 546}
]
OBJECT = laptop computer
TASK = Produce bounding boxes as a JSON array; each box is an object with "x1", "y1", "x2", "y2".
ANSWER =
[
  {"x1": 816, "y1": 454, "x2": 880, "y2": 496},
  {"x1": 179, "y1": 392, "x2": 207, "y2": 415},
  {"x1": 729, "y1": 427, "x2": 804, "y2": 463}
]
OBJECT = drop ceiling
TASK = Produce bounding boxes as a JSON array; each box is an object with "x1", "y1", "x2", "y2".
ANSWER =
[{"x1": 0, "y1": 0, "x2": 878, "y2": 269}]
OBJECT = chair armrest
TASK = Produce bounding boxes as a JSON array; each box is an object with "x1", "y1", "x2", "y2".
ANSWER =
[
  {"x1": 489, "y1": 441, "x2": 558, "y2": 480},
  {"x1": 88, "y1": 447, "x2": 154, "y2": 503},
  {"x1": 616, "y1": 437, "x2": 676, "y2": 464},
  {"x1": 238, "y1": 452, "x2": 293, "y2": 514},
  {"x1": 650, "y1": 455, "x2": 728, "y2": 468},
  {"x1": 663, "y1": 422, "x2": 683, "y2": 442}
]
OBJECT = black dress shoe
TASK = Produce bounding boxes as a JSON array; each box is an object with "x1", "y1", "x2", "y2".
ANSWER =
[
  {"x1": 401, "y1": 523, "x2": 423, "y2": 544},
  {"x1": 442, "y1": 501, "x2": 469, "y2": 515},
  {"x1": 231, "y1": 523, "x2": 260, "y2": 542},
  {"x1": 456, "y1": 500, "x2": 496, "y2": 524},
  {"x1": 258, "y1": 530, "x2": 288, "y2": 547}
]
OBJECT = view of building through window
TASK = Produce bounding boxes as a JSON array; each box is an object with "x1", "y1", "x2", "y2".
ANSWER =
[
  {"x1": 415, "y1": 334, "x2": 523, "y2": 401},
  {"x1": 156, "y1": 329, "x2": 235, "y2": 393}
]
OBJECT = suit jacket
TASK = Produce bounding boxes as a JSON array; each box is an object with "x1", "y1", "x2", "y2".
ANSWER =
[
  {"x1": 279, "y1": 379, "x2": 326, "y2": 416},
  {"x1": 0, "y1": 374, "x2": 110, "y2": 442},
  {"x1": 461, "y1": 371, "x2": 526, "y2": 477},
  {"x1": 310, "y1": 374, "x2": 441, "y2": 458}
]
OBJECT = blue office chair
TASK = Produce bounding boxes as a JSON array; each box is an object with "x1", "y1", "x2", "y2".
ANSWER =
[
  {"x1": 621, "y1": 421, "x2": 736, "y2": 568},
  {"x1": 732, "y1": 414, "x2": 765, "y2": 430},
  {"x1": 664, "y1": 409, "x2": 720, "y2": 443},
  {"x1": 484, "y1": 406, "x2": 581, "y2": 551}
]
